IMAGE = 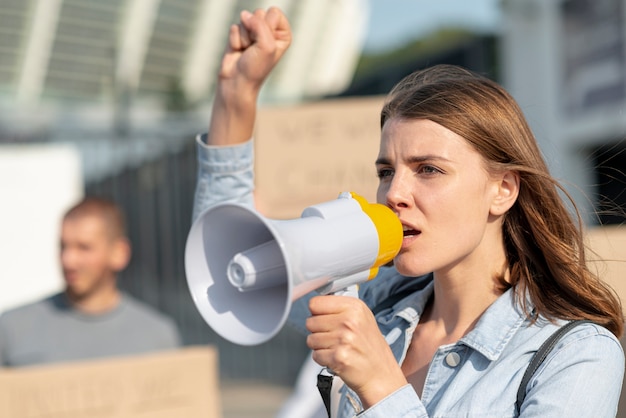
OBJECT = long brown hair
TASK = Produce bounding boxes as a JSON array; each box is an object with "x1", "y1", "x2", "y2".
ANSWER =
[{"x1": 381, "y1": 64, "x2": 624, "y2": 337}]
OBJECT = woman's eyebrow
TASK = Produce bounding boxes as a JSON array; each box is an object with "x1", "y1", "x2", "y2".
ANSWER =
[
  {"x1": 375, "y1": 155, "x2": 451, "y2": 165},
  {"x1": 407, "y1": 155, "x2": 452, "y2": 164}
]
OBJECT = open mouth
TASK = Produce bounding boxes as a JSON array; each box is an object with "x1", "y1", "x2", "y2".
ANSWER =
[{"x1": 402, "y1": 226, "x2": 421, "y2": 237}]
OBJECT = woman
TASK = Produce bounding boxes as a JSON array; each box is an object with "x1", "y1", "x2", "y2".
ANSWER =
[{"x1": 192, "y1": 7, "x2": 624, "y2": 417}]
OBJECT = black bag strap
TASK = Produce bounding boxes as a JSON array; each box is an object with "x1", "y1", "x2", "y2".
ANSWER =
[
  {"x1": 515, "y1": 319, "x2": 592, "y2": 415},
  {"x1": 317, "y1": 371, "x2": 334, "y2": 417}
]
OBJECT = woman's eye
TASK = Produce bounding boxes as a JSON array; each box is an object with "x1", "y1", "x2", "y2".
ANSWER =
[
  {"x1": 418, "y1": 165, "x2": 441, "y2": 175},
  {"x1": 377, "y1": 168, "x2": 394, "y2": 179}
]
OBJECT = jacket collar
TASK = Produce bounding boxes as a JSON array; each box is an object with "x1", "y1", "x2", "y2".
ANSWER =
[{"x1": 459, "y1": 288, "x2": 527, "y2": 361}]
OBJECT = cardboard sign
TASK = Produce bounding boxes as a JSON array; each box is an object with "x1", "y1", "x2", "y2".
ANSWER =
[
  {"x1": 255, "y1": 96, "x2": 386, "y2": 219},
  {"x1": 586, "y1": 226, "x2": 626, "y2": 311},
  {"x1": 0, "y1": 346, "x2": 220, "y2": 418}
]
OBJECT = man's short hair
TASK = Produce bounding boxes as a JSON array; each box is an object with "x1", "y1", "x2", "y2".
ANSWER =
[{"x1": 63, "y1": 197, "x2": 127, "y2": 240}]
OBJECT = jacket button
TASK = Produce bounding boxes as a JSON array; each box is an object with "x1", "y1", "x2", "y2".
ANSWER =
[{"x1": 445, "y1": 352, "x2": 461, "y2": 367}]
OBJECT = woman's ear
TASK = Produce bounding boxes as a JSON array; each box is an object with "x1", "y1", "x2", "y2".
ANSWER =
[
  {"x1": 110, "y1": 237, "x2": 131, "y2": 272},
  {"x1": 490, "y1": 171, "x2": 520, "y2": 216}
]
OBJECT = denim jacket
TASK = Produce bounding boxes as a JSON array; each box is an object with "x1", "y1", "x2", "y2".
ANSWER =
[{"x1": 192, "y1": 135, "x2": 624, "y2": 417}]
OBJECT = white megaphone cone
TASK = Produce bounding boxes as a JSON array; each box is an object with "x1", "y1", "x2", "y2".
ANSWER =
[{"x1": 185, "y1": 192, "x2": 402, "y2": 346}]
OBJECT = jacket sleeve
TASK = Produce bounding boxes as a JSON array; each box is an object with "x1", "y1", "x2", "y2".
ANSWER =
[
  {"x1": 518, "y1": 323, "x2": 624, "y2": 417},
  {"x1": 192, "y1": 134, "x2": 255, "y2": 223}
]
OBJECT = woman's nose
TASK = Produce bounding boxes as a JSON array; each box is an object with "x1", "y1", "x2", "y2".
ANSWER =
[{"x1": 382, "y1": 174, "x2": 411, "y2": 211}]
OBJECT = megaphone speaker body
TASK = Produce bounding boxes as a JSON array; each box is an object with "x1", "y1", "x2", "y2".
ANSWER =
[{"x1": 185, "y1": 192, "x2": 402, "y2": 345}]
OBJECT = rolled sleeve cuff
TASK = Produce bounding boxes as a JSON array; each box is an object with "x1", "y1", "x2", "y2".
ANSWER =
[
  {"x1": 195, "y1": 133, "x2": 254, "y2": 173},
  {"x1": 192, "y1": 134, "x2": 255, "y2": 222},
  {"x1": 358, "y1": 385, "x2": 427, "y2": 418}
]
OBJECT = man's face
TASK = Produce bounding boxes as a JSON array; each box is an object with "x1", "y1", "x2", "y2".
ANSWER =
[{"x1": 60, "y1": 215, "x2": 121, "y2": 299}]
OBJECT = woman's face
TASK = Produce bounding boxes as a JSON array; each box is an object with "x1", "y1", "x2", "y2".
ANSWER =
[{"x1": 376, "y1": 118, "x2": 503, "y2": 278}]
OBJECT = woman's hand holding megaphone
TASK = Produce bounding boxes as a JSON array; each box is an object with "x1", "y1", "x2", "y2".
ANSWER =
[{"x1": 306, "y1": 294, "x2": 409, "y2": 410}]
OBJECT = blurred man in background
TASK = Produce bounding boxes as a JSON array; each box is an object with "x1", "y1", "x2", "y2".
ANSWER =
[{"x1": 0, "y1": 197, "x2": 181, "y2": 367}]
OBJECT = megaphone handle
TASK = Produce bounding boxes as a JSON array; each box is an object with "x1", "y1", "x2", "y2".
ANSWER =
[
  {"x1": 332, "y1": 284, "x2": 359, "y2": 298},
  {"x1": 315, "y1": 283, "x2": 358, "y2": 417}
]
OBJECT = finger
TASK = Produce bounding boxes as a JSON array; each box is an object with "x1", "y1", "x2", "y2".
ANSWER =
[
  {"x1": 237, "y1": 10, "x2": 252, "y2": 51},
  {"x1": 251, "y1": 7, "x2": 267, "y2": 21},
  {"x1": 310, "y1": 348, "x2": 332, "y2": 372},
  {"x1": 240, "y1": 8, "x2": 275, "y2": 52},
  {"x1": 240, "y1": 8, "x2": 267, "y2": 37},
  {"x1": 306, "y1": 331, "x2": 332, "y2": 351},
  {"x1": 308, "y1": 294, "x2": 359, "y2": 316},
  {"x1": 306, "y1": 312, "x2": 337, "y2": 334},
  {"x1": 237, "y1": 22, "x2": 251, "y2": 49},
  {"x1": 227, "y1": 24, "x2": 242, "y2": 51},
  {"x1": 308, "y1": 295, "x2": 337, "y2": 315},
  {"x1": 264, "y1": 6, "x2": 281, "y2": 30},
  {"x1": 306, "y1": 308, "x2": 364, "y2": 341},
  {"x1": 308, "y1": 338, "x2": 354, "y2": 375},
  {"x1": 266, "y1": 7, "x2": 292, "y2": 40},
  {"x1": 311, "y1": 347, "x2": 336, "y2": 369}
]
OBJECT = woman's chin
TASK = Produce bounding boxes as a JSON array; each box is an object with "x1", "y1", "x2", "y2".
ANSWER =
[{"x1": 393, "y1": 258, "x2": 430, "y2": 278}]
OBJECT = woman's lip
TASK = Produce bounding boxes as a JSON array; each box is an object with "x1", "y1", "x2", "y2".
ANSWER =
[
  {"x1": 401, "y1": 232, "x2": 420, "y2": 249},
  {"x1": 400, "y1": 221, "x2": 421, "y2": 249},
  {"x1": 400, "y1": 221, "x2": 421, "y2": 235}
]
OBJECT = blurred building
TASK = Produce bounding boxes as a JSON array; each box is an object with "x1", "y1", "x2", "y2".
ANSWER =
[
  {"x1": 0, "y1": 0, "x2": 367, "y2": 111},
  {"x1": 0, "y1": 0, "x2": 369, "y2": 181},
  {"x1": 501, "y1": 0, "x2": 626, "y2": 225}
]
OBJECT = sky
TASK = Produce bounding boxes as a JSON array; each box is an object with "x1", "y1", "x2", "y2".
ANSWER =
[{"x1": 363, "y1": 0, "x2": 502, "y2": 52}]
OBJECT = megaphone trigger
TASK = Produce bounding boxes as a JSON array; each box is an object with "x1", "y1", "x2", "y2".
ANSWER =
[
  {"x1": 185, "y1": 192, "x2": 403, "y2": 345},
  {"x1": 331, "y1": 284, "x2": 360, "y2": 298}
]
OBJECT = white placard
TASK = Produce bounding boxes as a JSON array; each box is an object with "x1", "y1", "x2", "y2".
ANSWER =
[{"x1": 0, "y1": 143, "x2": 83, "y2": 312}]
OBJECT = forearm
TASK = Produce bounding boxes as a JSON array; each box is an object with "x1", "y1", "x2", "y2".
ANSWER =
[{"x1": 206, "y1": 81, "x2": 259, "y2": 147}]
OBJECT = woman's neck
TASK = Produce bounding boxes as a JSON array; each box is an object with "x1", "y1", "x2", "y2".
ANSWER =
[{"x1": 428, "y1": 256, "x2": 510, "y2": 336}]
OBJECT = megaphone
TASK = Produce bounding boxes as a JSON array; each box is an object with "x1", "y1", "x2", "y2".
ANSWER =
[{"x1": 185, "y1": 192, "x2": 402, "y2": 346}]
